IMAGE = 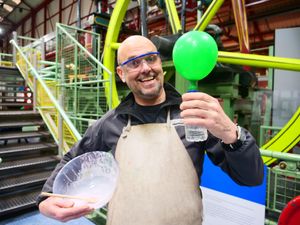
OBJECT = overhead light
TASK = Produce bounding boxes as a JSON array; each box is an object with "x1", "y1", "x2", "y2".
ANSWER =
[
  {"x1": 0, "y1": 27, "x2": 3, "y2": 35},
  {"x1": 3, "y1": 4, "x2": 13, "y2": 12}
]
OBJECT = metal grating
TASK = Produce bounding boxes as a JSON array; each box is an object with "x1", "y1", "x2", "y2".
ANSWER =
[
  {"x1": 266, "y1": 165, "x2": 300, "y2": 222},
  {"x1": 0, "y1": 156, "x2": 58, "y2": 171},
  {"x1": 0, "y1": 170, "x2": 52, "y2": 192},
  {"x1": 0, "y1": 142, "x2": 56, "y2": 156},
  {"x1": 0, "y1": 189, "x2": 41, "y2": 216}
]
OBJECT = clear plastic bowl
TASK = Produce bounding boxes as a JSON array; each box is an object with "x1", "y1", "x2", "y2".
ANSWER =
[{"x1": 53, "y1": 151, "x2": 119, "y2": 209}]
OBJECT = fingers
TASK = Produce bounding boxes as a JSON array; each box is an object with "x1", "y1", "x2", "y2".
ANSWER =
[
  {"x1": 39, "y1": 197, "x2": 94, "y2": 222},
  {"x1": 180, "y1": 93, "x2": 221, "y2": 126},
  {"x1": 58, "y1": 205, "x2": 94, "y2": 222},
  {"x1": 180, "y1": 92, "x2": 237, "y2": 141},
  {"x1": 55, "y1": 198, "x2": 75, "y2": 208},
  {"x1": 182, "y1": 92, "x2": 216, "y2": 103}
]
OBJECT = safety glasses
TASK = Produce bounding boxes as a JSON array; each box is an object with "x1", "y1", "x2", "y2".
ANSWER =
[{"x1": 120, "y1": 52, "x2": 160, "y2": 70}]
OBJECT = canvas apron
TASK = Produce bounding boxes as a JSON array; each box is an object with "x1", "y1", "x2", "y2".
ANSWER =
[{"x1": 106, "y1": 113, "x2": 203, "y2": 225}]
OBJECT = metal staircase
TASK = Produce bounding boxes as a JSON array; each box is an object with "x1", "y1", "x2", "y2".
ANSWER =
[
  {"x1": 0, "y1": 66, "x2": 59, "y2": 218},
  {"x1": 0, "y1": 24, "x2": 110, "y2": 221}
]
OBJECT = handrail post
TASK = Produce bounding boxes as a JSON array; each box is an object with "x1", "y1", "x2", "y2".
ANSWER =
[
  {"x1": 58, "y1": 94, "x2": 64, "y2": 156},
  {"x1": 12, "y1": 32, "x2": 17, "y2": 66},
  {"x1": 33, "y1": 53, "x2": 37, "y2": 112},
  {"x1": 40, "y1": 37, "x2": 45, "y2": 70},
  {"x1": 58, "y1": 58, "x2": 65, "y2": 156}
]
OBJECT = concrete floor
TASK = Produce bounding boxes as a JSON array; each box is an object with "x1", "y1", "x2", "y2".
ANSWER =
[{"x1": 0, "y1": 210, "x2": 94, "y2": 225}]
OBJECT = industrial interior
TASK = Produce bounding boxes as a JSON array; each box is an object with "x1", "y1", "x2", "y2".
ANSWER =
[{"x1": 0, "y1": 0, "x2": 300, "y2": 224}]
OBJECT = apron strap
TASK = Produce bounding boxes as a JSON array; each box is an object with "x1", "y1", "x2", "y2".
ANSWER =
[
  {"x1": 121, "y1": 115, "x2": 131, "y2": 138},
  {"x1": 167, "y1": 108, "x2": 171, "y2": 128}
]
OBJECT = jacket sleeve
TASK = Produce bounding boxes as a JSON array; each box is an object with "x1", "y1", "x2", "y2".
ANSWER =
[{"x1": 205, "y1": 128, "x2": 264, "y2": 186}]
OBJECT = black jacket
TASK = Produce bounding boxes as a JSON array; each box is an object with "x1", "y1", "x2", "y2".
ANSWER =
[{"x1": 37, "y1": 83, "x2": 264, "y2": 205}]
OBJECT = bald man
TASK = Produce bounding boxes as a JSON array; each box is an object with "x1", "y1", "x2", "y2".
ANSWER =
[{"x1": 38, "y1": 35, "x2": 263, "y2": 224}]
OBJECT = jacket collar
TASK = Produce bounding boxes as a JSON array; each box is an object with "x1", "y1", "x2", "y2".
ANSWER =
[{"x1": 115, "y1": 83, "x2": 182, "y2": 117}]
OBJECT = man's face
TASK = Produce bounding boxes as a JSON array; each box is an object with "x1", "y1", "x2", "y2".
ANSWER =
[{"x1": 117, "y1": 37, "x2": 165, "y2": 106}]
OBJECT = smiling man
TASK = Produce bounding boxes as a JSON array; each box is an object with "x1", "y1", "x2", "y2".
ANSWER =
[
  {"x1": 116, "y1": 36, "x2": 166, "y2": 105},
  {"x1": 38, "y1": 35, "x2": 264, "y2": 225}
]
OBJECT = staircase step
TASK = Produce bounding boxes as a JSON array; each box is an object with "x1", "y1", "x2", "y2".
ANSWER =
[
  {"x1": 0, "y1": 120, "x2": 44, "y2": 128},
  {"x1": 0, "y1": 67, "x2": 22, "y2": 76},
  {"x1": 0, "y1": 90, "x2": 31, "y2": 93},
  {"x1": 0, "y1": 142, "x2": 57, "y2": 157},
  {"x1": 0, "y1": 110, "x2": 39, "y2": 116},
  {"x1": 0, "y1": 170, "x2": 52, "y2": 193},
  {"x1": 0, "y1": 155, "x2": 59, "y2": 174},
  {"x1": 0, "y1": 96, "x2": 32, "y2": 100},
  {"x1": 0, "y1": 78, "x2": 24, "y2": 83},
  {"x1": 0, "y1": 131, "x2": 50, "y2": 140},
  {"x1": 0, "y1": 188, "x2": 41, "y2": 217},
  {"x1": 0, "y1": 84, "x2": 22, "y2": 88},
  {"x1": 0, "y1": 102, "x2": 32, "y2": 106}
]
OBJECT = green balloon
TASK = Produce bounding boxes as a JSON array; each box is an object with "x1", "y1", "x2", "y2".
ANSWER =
[{"x1": 172, "y1": 31, "x2": 218, "y2": 81}]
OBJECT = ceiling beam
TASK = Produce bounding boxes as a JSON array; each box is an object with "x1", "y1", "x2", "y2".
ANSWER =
[
  {"x1": 22, "y1": 0, "x2": 33, "y2": 10},
  {"x1": 216, "y1": 4, "x2": 300, "y2": 27},
  {"x1": 4, "y1": 0, "x2": 54, "y2": 37}
]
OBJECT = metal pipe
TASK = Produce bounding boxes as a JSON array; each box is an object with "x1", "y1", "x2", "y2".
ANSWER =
[
  {"x1": 194, "y1": 0, "x2": 225, "y2": 31},
  {"x1": 40, "y1": 37, "x2": 45, "y2": 70},
  {"x1": 165, "y1": 0, "x2": 182, "y2": 33},
  {"x1": 218, "y1": 51, "x2": 300, "y2": 71},
  {"x1": 12, "y1": 32, "x2": 17, "y2": 65},
  {"x1": 39, "y1": 61, "x2": 58, "y2": 66},
  {"x1": 59, "y1": 23, "x2": 100, "y2": 35},
  {"x1": 17, "y1": 35, "x2": 38, "y2": 41},
  {"x1": 181, "y1": 0, "x2": 187, "y2": 33},
  {"x1": 110, "y1": 42, "x2": 120, "y2": 50},
  {"x1": 77, "y1": 0, "x2": 81, "y2": 28},
  {"x1": 260, "y1": 149, "x2": 300, "y2": 162},
  {"x1": 231, "y1": 0, "x2": 249, "y2": 53},
  {"x1": 0, "y1": 53, "x2": 13, "y2": 57},
  {"x1": 40, "y1": 68, "x2": 56, "y2": 73},
  {"x1": 33, "y1": 54, "x2": 37, "y2": 113},
  {"x1": 259, "y1": 125, "x2": 282, "y2": 146},
  {"x1": 58, "y1": 79, "x2": 110, "y2": 87},
  {"x1": 58, "y1": 94, "x2": 64, "y2": 156},
  {"x1": 140, "y1": 0, "x2": 148, "y2": 37}
]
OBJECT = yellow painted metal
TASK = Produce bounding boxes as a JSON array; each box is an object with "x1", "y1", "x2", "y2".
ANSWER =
[
  {"x1": 231, "y1": 0, "x2": 249, "y2": 52},
  {"x1": 15, "y1": 47, "x2": 79, "y2": 153},
  {"x1": 218, "y1": 51, "x2": 300, "y2": 71},
  {"x1": 103, "y1": 0, "x2": 131, "y2": 108},
  {"x1": 194, "y1": 0, "x2": 225, "y2": 31},
  {"x1": 165, "y1": 0, "x2": 182, "y2": 33},
  {"x1": 111, "y1": 42, "x2": 121, "y2": 50},
  {"x1": 0, "y1": 61, "x2": 13, "y2": 67},
  {"x1": 261, "y1": 107, "x2": 300, "y2": 165}
]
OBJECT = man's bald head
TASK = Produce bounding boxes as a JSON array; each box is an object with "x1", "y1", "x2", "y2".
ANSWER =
[{"x1": 117, "y1": 35, "x2": 158, "y2": 65}]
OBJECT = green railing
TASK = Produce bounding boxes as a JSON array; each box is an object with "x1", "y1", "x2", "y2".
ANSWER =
[
  {"x1": 9, "y1": 23, "x2": 111, "y2": 221},
  {"x1": 10, "y1": 37, "x2": 81, "y2": 154},
  {"x1": 262, "y1": 149, "x2": 300, "y2": 224},
  {"x1": 56, "y1": 23, "x2": 112, "y2": 135},
  {"x1": 9, "y1": 23, "x2": 113, "y2": 149}
]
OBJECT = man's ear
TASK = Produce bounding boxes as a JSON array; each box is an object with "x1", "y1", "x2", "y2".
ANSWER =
[{"x1": 116, "y1": 66, "x2": 126, "y2": 83}]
